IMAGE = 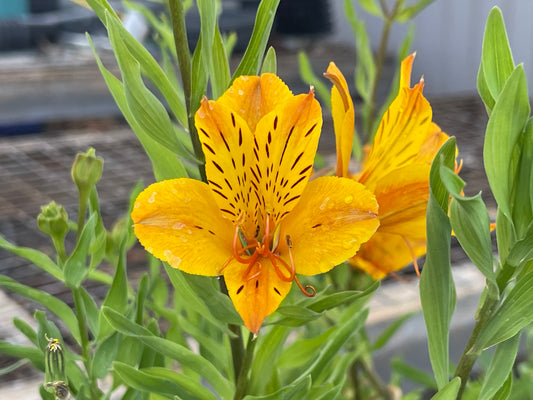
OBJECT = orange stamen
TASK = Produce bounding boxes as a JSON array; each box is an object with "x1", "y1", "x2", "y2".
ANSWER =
[{"x1": 286, "y1": 235, "x2": 316, "y2": 297}]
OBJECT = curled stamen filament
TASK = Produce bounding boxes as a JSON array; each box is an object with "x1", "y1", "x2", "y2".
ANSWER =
[{"x1": 286, "y1": 235, "x2": 316, "y2": 297}]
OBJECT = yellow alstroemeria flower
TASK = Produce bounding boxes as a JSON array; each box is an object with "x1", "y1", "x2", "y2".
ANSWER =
[
  {"x1": 326, "y1": 54, "x2": 449, "y2": 280},
  {"x1": 132, "y1": 74, "x2": 380, "y2": 334}
]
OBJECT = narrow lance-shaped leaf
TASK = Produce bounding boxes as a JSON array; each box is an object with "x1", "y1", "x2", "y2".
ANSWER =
[
  {"x1": 232, "y1": 0, "x2": 280, "y2": 79},
  {"x1": 483, "y1": 65, "x2": 529, "y2": 218},
  {"x1": 261, "y1": 46, "x2": 277, "y2": 74},
  {"x1": 430, "y1": 377, "x2": 461, "y2": 400},
  {"x1": 478, "y1": 332, "x2": 521, "y2": 400},
  {"x1": 480, "y1": 7, "x2": 515, "y2": 102},
  {"x1": 87, "y1": 34, "x2": 187, "y2": 181},
  {"x1": 105, "y1": 11, "x2": 197, "y2": 163},
  {"x1": 476, "y1": 268, "x2": 533, "y2": 350},
  {"x1": 420, "y1": 138, "x2": 457, "y2": 389},
  {"x1": 440, "y1": 167, "x2": 495, "y2": 284}
]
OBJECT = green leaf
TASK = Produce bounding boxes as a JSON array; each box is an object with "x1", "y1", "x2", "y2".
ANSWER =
[
  {"x1": 297, "y1": 51, "x2": 331, "y2": 109},
  {"x1": 270, "y1": 305, "x2": 321, "y2": 326},
  {"x1": 211, "y1": 23, "x2": 231, "y2": 98},
  {"x1": 430, "y1": 377, "x2": 461, "y2": 400},
  {"x1": 396, "y1": 0, "x2": 437, "y2": 23},
  {"x1": 371, "y1": 312, "x2": 415, "y2": 351},
  {"x1": 87, "y1": 34, "x2": 187, "y2": 181},
  {"x1": 420, "y1": 138, "x2": 457, "y2": 389},
  {"x1": 506, "y1": 221, "x2": 533, "y2": 268},
  {"x1": 0, "y1": 341, "x2": 44, "y2": 371},
  {"x1": 480, "y1": 7, "x2": 515, "y2": 102},
  {"x1": 243, "y1": 375, "x2": 311, "y2": 400},
  {"x1": 391, "y1": 357, "x2": 437, "y2": 390},
  {"x1": 13, "y1": 318, "x2": 38, "y2": 347},
  {"x1": 0, "y1": 235, "x2": 63, "y2": 281},
  {"x1": 301, "y1": 306, "x2": 368, "y2": 383},
  {"x1": 307, "y1": 281, "x2": 380, "y2": 313},
  {"x1": 98, "y1": 237, "x2": 129, "y2": 340},
  {"x1": 232, "y1": 0, "x2": 280, "y2": 79},
  {"x1": 92, "y1": 331, "x2": 121, "y2": 379},
  {"x1": 64, "y1": 212, "x2": 96, "y2": 288},
  {"x1": 113, "y1": 362, "x2": 216, "y2": 399},
  {"x1": 478, "y1": 60, "x2": 495, "y2": 114},
  {"x1": 261, "y1": 46, "x2": 277, "y2": 74},
  {"x1": 164, "y1": 264, "x2": 238, "y2": 336},
  {"x1": 476, "y1": 268, "x2": 533, "y2": 349},
  {"x1": 491, "y1": 372, "x2": 513, "y2": 400},
  {"x1": 441, "y1": 167, "x2": 495, "y2": 283},
  {"x1": 86, "y1": 0, "x2": 188, "y2": 126},
  {"x1": 478, "y1": 332, "x2": 520, "y2": 400},
  {"x1": 358, "y1": 0, "x2": 382, "y2": 17},
  {"x1": 102, "y1": 307, "x2": 234, "y2": 399},
  {"x1": 249, "y1": 326, "x2": 290, "y2": 394},
  {"x1": 78, "y1": 287, "x2": 99, "y2": 337},
  {"x1": 511, "y1": 120, "x2": 533, "y2": 237},
  {"x1": 483, "y1": 65, "x2": 530, "y2": 218},
  {"x1": 276, "y1": 327, "x2": 333, "y2": 370},
  {"x1": 0, "y1": 275, "x2": 81, "y2": 344},
  {"x1": 106, "y1": 11, "x2": 196, "y2": 163}
]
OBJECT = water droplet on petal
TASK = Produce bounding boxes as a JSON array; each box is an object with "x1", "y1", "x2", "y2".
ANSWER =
[
  {"x1": 319, "y1": 197, "x2": 330, "y2": 211},
  {"x1": 173, "y1": 222, "x2": 186, "y2": 230},
  {"x1": 147, "y1": 247, "x2": 153, "y2": 253},
  {"x1": 344, "y1": 195, "x2": 353, "y2": 204},
  {"x1": 164, "y1": 249, "x2": 182, "y2": 266},
  {"x1": 343, "y1": 239, "x2": 357, "y2": 250},
  {"x1": 238, "y1": 89, "x2": 244, "y2": 95},
  {"x1": 241, "y1": 76, "x2": 249, "y2": 81},
  {"x1": 148, "y1": 192, "x2": 157, "y2": 203},
  {"x1": 134, "y1": 202, "x2": 141, "y2": 209}
]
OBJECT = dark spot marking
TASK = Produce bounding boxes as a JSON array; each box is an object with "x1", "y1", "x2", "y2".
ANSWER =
[
  {"x1": 253, "y1": 147, "x2": 259, "y2": 161},
  {"x1": 291, "y1": 152, "x2": 304, "y2": 170},
  {"x1": 203, "y1": 142, "x2": 216, "y2": 155},
  {"x1": 254, "y1": 137, "x2": 259, "y2": 150},
  {"x1": 208, "y1": 179, "x2": 223, "y2": 190},
  {"x1": 237, "y1": 285, "x2": 244, "y2": 295},
  {"x1": 212, "y1": 189, "x2": 228, "y2": 200},
  {"x1": 280, "y1": 126, "x2": 295, "y2": 165},
  {"x1": 268, "y1": 131, "x2": 272, "y2": 144},
  {"x1": 312, "y1": 223, "x2": 322, "y2": 228},
  {"x1": 212, "y1": 161, "x2": 224, "y2": 173},
  {"x1": 231, "y1": 112, "x2": 236, "y2": 127},
  {"x1": 290, "y1": 175, "x2": 306, "y2": 189},
  {"x1": 194, "y1": 225, "x2": 204, "y2": 229},
  {"x1": 219, "y1": 131, "x2": 230, "y2": 152},
  {"x1": 200, "y1": 128, "x2": 210, "y2": 138},
  {"x1": 283, "y1": 195, "x2": 300, "y2": 206},
  {"x1": 242, "y1": 153, "x2": 246, "y2": 167},
  {"x1": 273, "y1": 116, "x2": 278, "y2": 130},
  {"x1": 265, "y1": 143, "x2": 270, "y2": 158},
  {"x1": 280, "y1": 211, "x2": 289, "y2": 219},
  {"x1": 224, "y1": 178, "x2": 233, "y2": 191},
  {"x1": 255, "y1": 280, "x2": 259, "y2": 289},
  {"x1": 274, "y1": 287, "x2": 281, "y2": 295},
  {"x1": 208, "y1": 230, "x2": 216, "y2": 235},
  {"x1": 239, "y1": 128, "x2": 243, "y2": 146},
  {"x1": 299, "y1": 165, "x2": 312, "y2": 175},
  {"x1": 305, "y1": 123, "x2": 317, "y2": 137},
  {"x1": 251, "y1": 168, "x2": 260, "y2": 183},
  {"x1": 220, "y1": 208, "x2": 236, "y2": 216}
]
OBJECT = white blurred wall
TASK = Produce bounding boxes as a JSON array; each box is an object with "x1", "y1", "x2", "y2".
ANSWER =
[{"x1": 330, "y1": 0, "x2": 533, "y2": 96}]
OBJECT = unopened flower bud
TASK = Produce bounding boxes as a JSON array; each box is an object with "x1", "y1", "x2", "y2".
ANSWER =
[
  {"x1": 45, "y1": 335, "x2": 65, "y2": 383},
  {"x1": 71, "y1": 148, "x2": 103, "y2": 193},
  {"x1": 37, "y1": 202, "x2": 69, "y2": 240}
]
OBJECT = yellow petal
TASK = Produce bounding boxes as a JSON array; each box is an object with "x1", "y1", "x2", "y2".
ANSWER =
[
  {"x1": 131, "y1": 178, "x2": 234, "y2": 276},
  {"x1": 253, "y1": 89, "x2": 323, "y2": 227},
  {"x1": 325, "y1": 62, "x2": 355, "y2": 177},
  {"x1": 195, "y1": 97, "x2": 259, "y2": 235},
  {"x1": 351, "y1": 231, "x2": 426, "y2": 279},
  {"x1": 279, "y1": 176, "x2": 379, "y2": 276},
  {"x1": 374, "y1": 164, "x2": 430, "y2": 242},
  {"x1": 358, "y1": 56, "x2": 432, "y2": 191},
  {"x1": 223, "y1": 257, "x2": 292, "y2": 335},
  {"x1": 415, "y1": 122, "x2": 449, "y2": 164},
  {"x1": 217, "y1": 74, "x2": 293, "y2": 133}
]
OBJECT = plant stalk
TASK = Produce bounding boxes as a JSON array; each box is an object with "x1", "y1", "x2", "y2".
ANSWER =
[
  {"x1": 76, "y1": 189, "x2": 88, "y2": 241},
  {"x1": 234, "y1": 332, "x2": 257, "y2": 400},
  {"x1": 72, "y1": 287, "x2": 99, "y2": 398},
  {"x1": 454, "y1": 293, "x2": 498, "y2": 399},
  {"x1": 168, "y1": 0, "x2": 206, "y2": 181}
]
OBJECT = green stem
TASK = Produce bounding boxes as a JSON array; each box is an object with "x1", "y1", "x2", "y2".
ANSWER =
[
  {"x1": 168, "y1": 0, "x2": 206, "y2": 181},
  {"x1": 454, "y1": 294, "x2": 498, "y2": 399},
  {"x1": 358, "y1": 358, "x2": 392, "y2": 400},
  {"x1": 72, "y1": 287, "x2": 99, "y2": 398},
  {"x1": 52, "y1": 237, "x2": 67, "y2": 264},
  {"x1": 234, "y1": 332, "x2": 257, "y2": 400},
  {"x1": 76, "y1": 190, "x2": 88, "y2": 241}
]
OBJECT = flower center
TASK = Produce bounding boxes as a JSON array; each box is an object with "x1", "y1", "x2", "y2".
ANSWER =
[{"x1": 220, "y1": 213, "x2": 315, "y2": 297}]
